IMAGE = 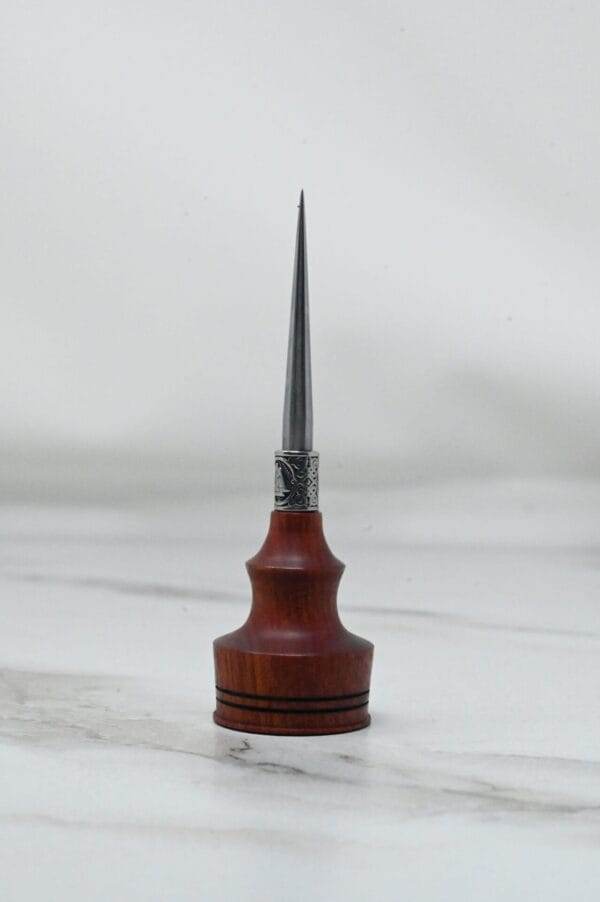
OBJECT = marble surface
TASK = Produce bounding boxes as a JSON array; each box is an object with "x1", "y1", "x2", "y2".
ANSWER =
[{"x1": 1, "y1": 480, "x2": 600, "y2": 900}]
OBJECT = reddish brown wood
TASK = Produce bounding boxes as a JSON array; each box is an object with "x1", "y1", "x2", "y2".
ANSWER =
[{"x1": 213, "y1": 510, "x2": 373, "y2": 735}]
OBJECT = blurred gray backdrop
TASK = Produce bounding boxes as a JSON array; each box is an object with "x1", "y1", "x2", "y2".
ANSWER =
[{"x1": 2, "y1": 1, "x2": 599, "y2": 501}]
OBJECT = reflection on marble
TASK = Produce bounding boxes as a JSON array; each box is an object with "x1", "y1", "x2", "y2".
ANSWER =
[{"x1": 1, "y1": 481, "x2": 600, "y2": 900}]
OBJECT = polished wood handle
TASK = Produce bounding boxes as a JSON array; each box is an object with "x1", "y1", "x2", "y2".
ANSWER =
[{"x1": 213, "y1": 511, "x2": 373, "y2": 735}]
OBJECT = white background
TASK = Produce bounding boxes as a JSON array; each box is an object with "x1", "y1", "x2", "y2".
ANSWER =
[{"x1": 2, "y1": 1, "x2": 599, "y2": 499}]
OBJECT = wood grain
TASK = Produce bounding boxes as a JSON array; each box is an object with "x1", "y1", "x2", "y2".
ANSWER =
[{"x1": 213, "y1": 510, "x2": 373, "y2": 735}]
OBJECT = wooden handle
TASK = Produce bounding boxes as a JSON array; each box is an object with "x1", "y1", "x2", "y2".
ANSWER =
[{"x1": 213, "y1": 511, "x2": 373, "y2": 735}]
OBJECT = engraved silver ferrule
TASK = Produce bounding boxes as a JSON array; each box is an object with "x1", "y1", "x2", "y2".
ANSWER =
[{"x1": 274, "y1": 451, "x2": 319, "y2": 511}]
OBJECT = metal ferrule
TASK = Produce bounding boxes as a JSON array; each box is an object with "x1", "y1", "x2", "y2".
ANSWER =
[{"x1": 274, "y1": 450, "x2": 319, "y2": 511}]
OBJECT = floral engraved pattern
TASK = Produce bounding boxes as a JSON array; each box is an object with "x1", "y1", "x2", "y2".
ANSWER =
[{"x1": 274, "y1": 452, "x2": 319, "y2": 511}]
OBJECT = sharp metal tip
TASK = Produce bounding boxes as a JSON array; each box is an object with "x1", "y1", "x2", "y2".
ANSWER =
[{"x1": 282, "y1": 193, "x2": 312, "y2": 451}]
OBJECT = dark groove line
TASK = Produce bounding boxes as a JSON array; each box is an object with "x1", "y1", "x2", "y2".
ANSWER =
[
  {"x1": 215, "y1": 685, "x2": 369, "y2": 703},
  {"x1": 216, "y1": 698, "x2": 369, "y2": 716}
]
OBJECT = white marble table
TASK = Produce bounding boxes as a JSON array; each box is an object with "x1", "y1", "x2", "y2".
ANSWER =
[{"x1": 1, "y1": 481, "x2": 599, "y2": 900}]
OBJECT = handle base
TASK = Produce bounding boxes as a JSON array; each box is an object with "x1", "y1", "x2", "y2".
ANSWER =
[{"x1": 212, "y1": 511, "x2": 374, "y2": 736}]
